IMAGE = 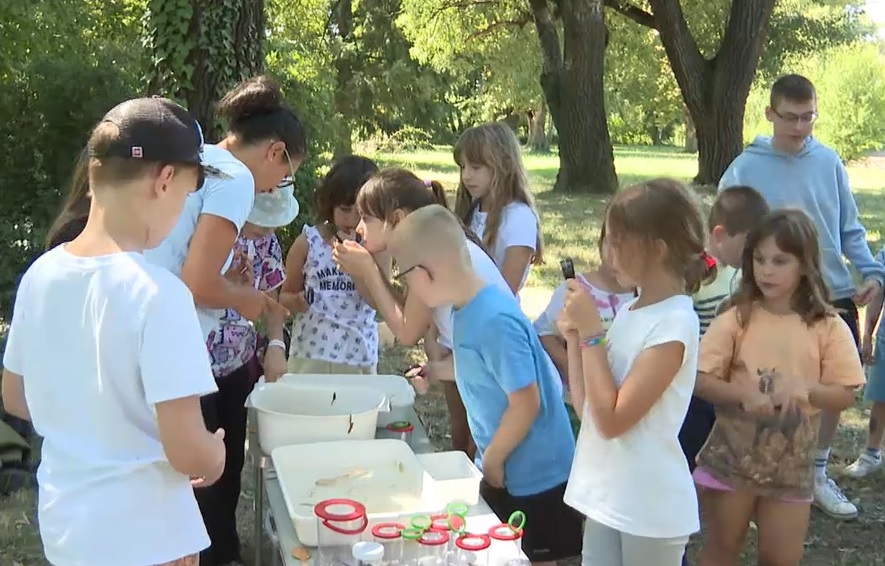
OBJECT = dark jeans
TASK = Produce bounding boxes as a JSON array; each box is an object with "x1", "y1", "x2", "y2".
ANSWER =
[{"x1": 196, "y1": 355, "x2": 260, "y2": 566}]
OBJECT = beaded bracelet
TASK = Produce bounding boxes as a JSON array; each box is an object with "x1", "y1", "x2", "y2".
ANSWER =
[{"x1": 580, "y1": 332, "x2": 607, "y2": 348}]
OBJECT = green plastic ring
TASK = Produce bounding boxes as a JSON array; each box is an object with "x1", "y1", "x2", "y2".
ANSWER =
[
  {"x1": 508, "y1": 510, "x2": 527, "y2": 532},
  {"x1": 447, "y1": 512, "x2": 467, "y2": 533},
  {"x1": 391, "y1": 420, "x2": 411, "y2": 428},
  {"x1": 445, "y1": 501, "x2": 469, "y2": 516},
  {"x1": 401, "y1": 527, "x2": 424, "y2": 540},
  {"x1": 410, "y1": 514, "x2": 432, "y2": 530}
]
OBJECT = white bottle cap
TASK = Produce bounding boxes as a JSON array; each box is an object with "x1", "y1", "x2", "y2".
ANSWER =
[{"x1": 352, "y1": 541, "x2": 385, "y2": 563}]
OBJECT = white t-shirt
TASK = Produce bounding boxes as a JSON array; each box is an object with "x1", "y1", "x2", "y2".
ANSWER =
[
  {"x1": 469, "y1": 202, "x2": 538, "y2": 292},
  {"x1": 433, "y1": 240, "x2": 513, "y2": 350},
  {"x1": 564, "y1": 295, "x2": 700, "y2": 539},
  {"x1": 144, "y1": 144, "x2": 255, "y2": 342},
  {"x1": 2, "y1": 246, "x2": 217, "y2": 566}
]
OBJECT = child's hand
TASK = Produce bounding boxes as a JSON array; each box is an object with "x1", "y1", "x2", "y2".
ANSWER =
[
  {"x1": 482, "y1": 454, "x2": 505, "y2": 489},
  {"x1": 854, "y1": 279, "x2": 882, "y2": 306},
  {"x1": 739, "y1": 388, "x2": 775, "y2": 416},
  {"x1": 191, "y1": 429, "x2": 226, "y2": 488},
  {"x1": 563, "y1": 279, "x2": 604, "y2": 338},
  {"x1": 333, "y1": 241, "x2": 376, "y2": 277},
  {"x1": 224, "y1": 249, "x2": 253, "y2": 286},
  {"x1": 262, "y1": 294, "x2": 290, "y2": 327},
  {"x1": 556, "y1": 309, "x2": 579, "y2": 339},
  {"x1": 770, "y1": 375, "x2": 809, "y2": 418},
  {"x1": 862, "y1": 336, "x2": 875, "y2": 365},
  {"x1": 405, "y1": 364, "x2": 431, "y2": 395}
]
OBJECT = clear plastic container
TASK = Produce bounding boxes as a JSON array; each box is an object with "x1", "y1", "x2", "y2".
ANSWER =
[
  {"x1": 430, "y1": 512, "x2": 465, "y2": 557},
  {"x1": 487, "y1": 523, "x2": 522, "y2": 564},
  {"x1": 386, "y1": 420, "x2": 414, "y2": 445},
  {"x1": 314, "y1": 498, "x2": 368, "y2": 566},
  {"x1": 401, "y1": 527, "x2": 425, "y2": 566},
  {"x1": 452, "y1": 533, "x2": 491, "y2": 566},
  {"x1": 372, "y1": 522, "x2": 405, "y2": 565},
  {"x1": 417, "y1": 529, "x2": 450, "y2": 566},
  {"x1": 353, "y1": 541, "x2": 385, "y2": 566}
]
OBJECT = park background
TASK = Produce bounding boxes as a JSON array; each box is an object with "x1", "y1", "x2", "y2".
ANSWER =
[{"x1": 3, "y1": 0, "x2": 885, "y2": 564}]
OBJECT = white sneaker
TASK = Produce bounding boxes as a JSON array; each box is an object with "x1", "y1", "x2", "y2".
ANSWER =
[
  {"x1": 843, "y1": 453, "x2": 884, "y2": 479},
  {"x1": 813, "y1": 477, "x2": 858, "y2": 520}
]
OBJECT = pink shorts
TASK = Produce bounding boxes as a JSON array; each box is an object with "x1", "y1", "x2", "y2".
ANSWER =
[{"x1": 692, "y1": 467, "x2": 812, "y2": 504}]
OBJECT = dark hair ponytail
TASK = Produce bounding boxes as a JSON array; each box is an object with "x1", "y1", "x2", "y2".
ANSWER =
[
  {"x1": 357, "y1": 168, "x2": 490, "y2": 257},
  {"x1": 217, "y1": 75, "x2": 307, "y2": 158}
]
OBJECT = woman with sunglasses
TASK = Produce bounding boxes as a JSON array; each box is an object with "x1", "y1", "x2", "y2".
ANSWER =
[{"x1": 143, "y1": 75, "x2": 306, "y2": 566}]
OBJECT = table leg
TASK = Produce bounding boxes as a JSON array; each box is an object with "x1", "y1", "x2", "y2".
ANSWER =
[{"x1": 254, "y1": 455, "x2": 264, "y2": 566}]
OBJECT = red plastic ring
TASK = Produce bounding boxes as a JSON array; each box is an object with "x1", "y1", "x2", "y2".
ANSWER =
[
  {"x1": 456, "y1": 533, "x2": 492, "y2": 551},
  {"x1": 418, "y1": 530, "x2": 450, "y2": 546},
  {"x1": 314, "y1": 498, "x2": 366, "y2": 522},
  {"x1": 488, "y1": 523, "x2": 521, "y2": 541},
  {"x1": 371, "y1": 522, "x2": 405, "y2": 539}
]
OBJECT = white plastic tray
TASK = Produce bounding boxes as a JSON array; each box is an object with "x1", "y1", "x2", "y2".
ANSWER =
[
  {"x1": 279, "y1": 373, "x2": 416, "y2": 426},
  {"x1": 272, "y1": 439, "x2": 438, "y2": 546},
  {"x1": 417, "y1": 451, "x2": 482, "y2": 506}
]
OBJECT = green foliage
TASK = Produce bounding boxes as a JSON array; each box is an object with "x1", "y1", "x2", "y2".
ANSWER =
[
  {"x1": 0, "y1": 55, "x2": 136, "y2": 322},
  {"x1": 744, "y1": 42, "x2": 885, "y2": 162}
]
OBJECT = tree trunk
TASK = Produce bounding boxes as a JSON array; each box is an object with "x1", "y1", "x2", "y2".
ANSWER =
[
  {"x1": 332, "y1": 0, "x2": 355, "y2": 158},
  {"x1": 529, "y1": 0, "x2": 617, "y2": 194},
  {"x1": 145, "y1": 0, "x2": 266, "y2": 141},
  {"x1": 527, "y1": 103, "x2": 550, "y2": 152},
  {"x1": 644, "y1": 0, "x2": 775, "y2": 185},
  {"x1": 683, "y1": 105, "x2": 698, "y2": 153}
]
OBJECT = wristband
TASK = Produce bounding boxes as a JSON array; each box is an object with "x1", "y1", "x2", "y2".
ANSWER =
[
  {"x1": 268, "y1": 339, "x2": 286, "y2": 351},
  {"x1": 580, "y1": 333, "x2": 607, "y2": 348}
]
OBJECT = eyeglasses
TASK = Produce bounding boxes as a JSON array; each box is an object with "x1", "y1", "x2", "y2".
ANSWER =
[
  {"x1": 276, "y1": 147, "x2": 296, "y2": 189},
  {"x1": 394, "y1": 264, "x2": 431, "y2": 282},
  {"x1": 772, "y1": 109, "x2": 818, "y2": 125}
]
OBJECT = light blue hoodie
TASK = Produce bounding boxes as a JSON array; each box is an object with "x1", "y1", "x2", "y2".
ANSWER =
[{"x1": 719, "y1": 135, "x2": 884, "y2": 301}]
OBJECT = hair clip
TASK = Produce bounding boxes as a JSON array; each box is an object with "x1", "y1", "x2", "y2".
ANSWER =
[{"x1": 700, "y1": 251, "x2": 717, "y2": 269}]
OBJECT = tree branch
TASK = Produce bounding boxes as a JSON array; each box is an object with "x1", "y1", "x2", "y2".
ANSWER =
[
  {"x1": 467, "y1": 14, "x2": 533, "y2": 40},
  {"x1": 603, "y1": 0, "x2": 656, "y2": 29}
]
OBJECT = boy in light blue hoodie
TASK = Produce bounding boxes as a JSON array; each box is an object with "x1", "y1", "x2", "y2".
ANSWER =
[{"x1": 719, "y1": 73, "x2": 885, "y2": 521}]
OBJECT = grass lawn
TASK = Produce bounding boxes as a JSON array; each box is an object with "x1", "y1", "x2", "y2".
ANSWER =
[{"x1": 3, "y1": 145, "x2": 885, "y2": 565}]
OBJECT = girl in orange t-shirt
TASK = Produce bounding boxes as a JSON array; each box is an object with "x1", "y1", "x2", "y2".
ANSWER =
[{"x1": 692, "y1": 209, "x2": 865, "y2": 566}]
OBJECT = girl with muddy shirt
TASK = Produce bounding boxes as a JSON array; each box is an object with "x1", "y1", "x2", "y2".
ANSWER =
[{"x1": 693, "y1": 210, "x2": 865, "y2": 566}]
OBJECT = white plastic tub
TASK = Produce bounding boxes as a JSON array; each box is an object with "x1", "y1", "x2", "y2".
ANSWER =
[
  {"x1": 273, "y1": 439, "x2": 438, "y2": 546},
  {"x1": 248, "y1": 381, "x2": 386, "y2": 454},
  {"x1": 417, "y1": 452, "x2": 482, "y2": 506},
  {"x1": 279, "y1": 373, "x2": 415, "y2": 427}
]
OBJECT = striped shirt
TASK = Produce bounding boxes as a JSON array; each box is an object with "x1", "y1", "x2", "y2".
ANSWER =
[{"x1": 693, "y1": 266, "x2": 740, "y2": 335}]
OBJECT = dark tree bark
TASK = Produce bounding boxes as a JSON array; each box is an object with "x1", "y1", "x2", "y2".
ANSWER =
[
  {"x1": 609, "y1": 0, "x2": 776, "y2": 185},
  {"x1": 332, "y1": 0, "x2": 356, "y2": 158},
  {"x1": 146, "y1": 0, "x2": 265, "y2": 141},
  {"x1": 529, "y1": 0, "x2": 618, "y2": 194}
]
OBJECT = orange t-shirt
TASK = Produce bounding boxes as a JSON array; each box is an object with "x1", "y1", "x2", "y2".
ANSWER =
[{"x1": 695, "y1": 304, "x2": 865, "y2": 499}]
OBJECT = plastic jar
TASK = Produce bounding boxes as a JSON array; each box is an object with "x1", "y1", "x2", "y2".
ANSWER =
[
  {"x1": 417, "y1": 530, "x2": 450, "y2": 566},
  {"x1": 353, "y1": 541, "x2": 385, "y2": 566},
  {"x1": 452, "y1": 533, "x2": 491, "y2": 566},
  {"x1": 487, "y1": 523, "x2": 522, "y2": 564},
  {"x1": 372, "y1": 522, "x2": 405, "y2": 565},
  {"x1": 401, "y1": 527, "x2": 425, "y2": 566},
  {"x1": 314, "y1": 499, "x2": 368, "y2": 566},
  {"x1": 386, "y1": 421, "x2": 414, "y2": 445}
]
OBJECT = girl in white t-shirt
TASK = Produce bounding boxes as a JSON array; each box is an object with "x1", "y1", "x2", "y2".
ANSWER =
[
  {"x1": 453, "y1": 122, "x2": 543, "y2": 294},
  {"x1": 535, "y1": 221, "x2": 635, "y2": 387},
  {"x1": 558, "y1": 179, "x2": 712, "y2": 566},
  {"x1": 2, "y1": 98, "x2": 225, "y2": 566},
  {"x1": 333, "y1": 168, "x2": 512, "y2": 457},
  {"x1": 281, "y1": 155, "x2": 381, "y2": 374},
  {"x1": 143, "y1": 75, "x2": 302, "y2": 566}
]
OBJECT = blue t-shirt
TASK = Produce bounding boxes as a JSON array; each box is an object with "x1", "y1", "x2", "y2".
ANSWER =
[{"x1": 453, "y1": 285, "x2": 576, "y2": 497}]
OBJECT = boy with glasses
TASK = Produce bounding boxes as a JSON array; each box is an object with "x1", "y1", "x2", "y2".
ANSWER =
[{"x1": 718, "y1": 73, "x2": 884, "y2": 520}]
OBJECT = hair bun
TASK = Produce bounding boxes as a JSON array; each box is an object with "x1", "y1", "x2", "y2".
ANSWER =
[{"x1": 217, "y1": 75, "x2": 285, "y2": 125}]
